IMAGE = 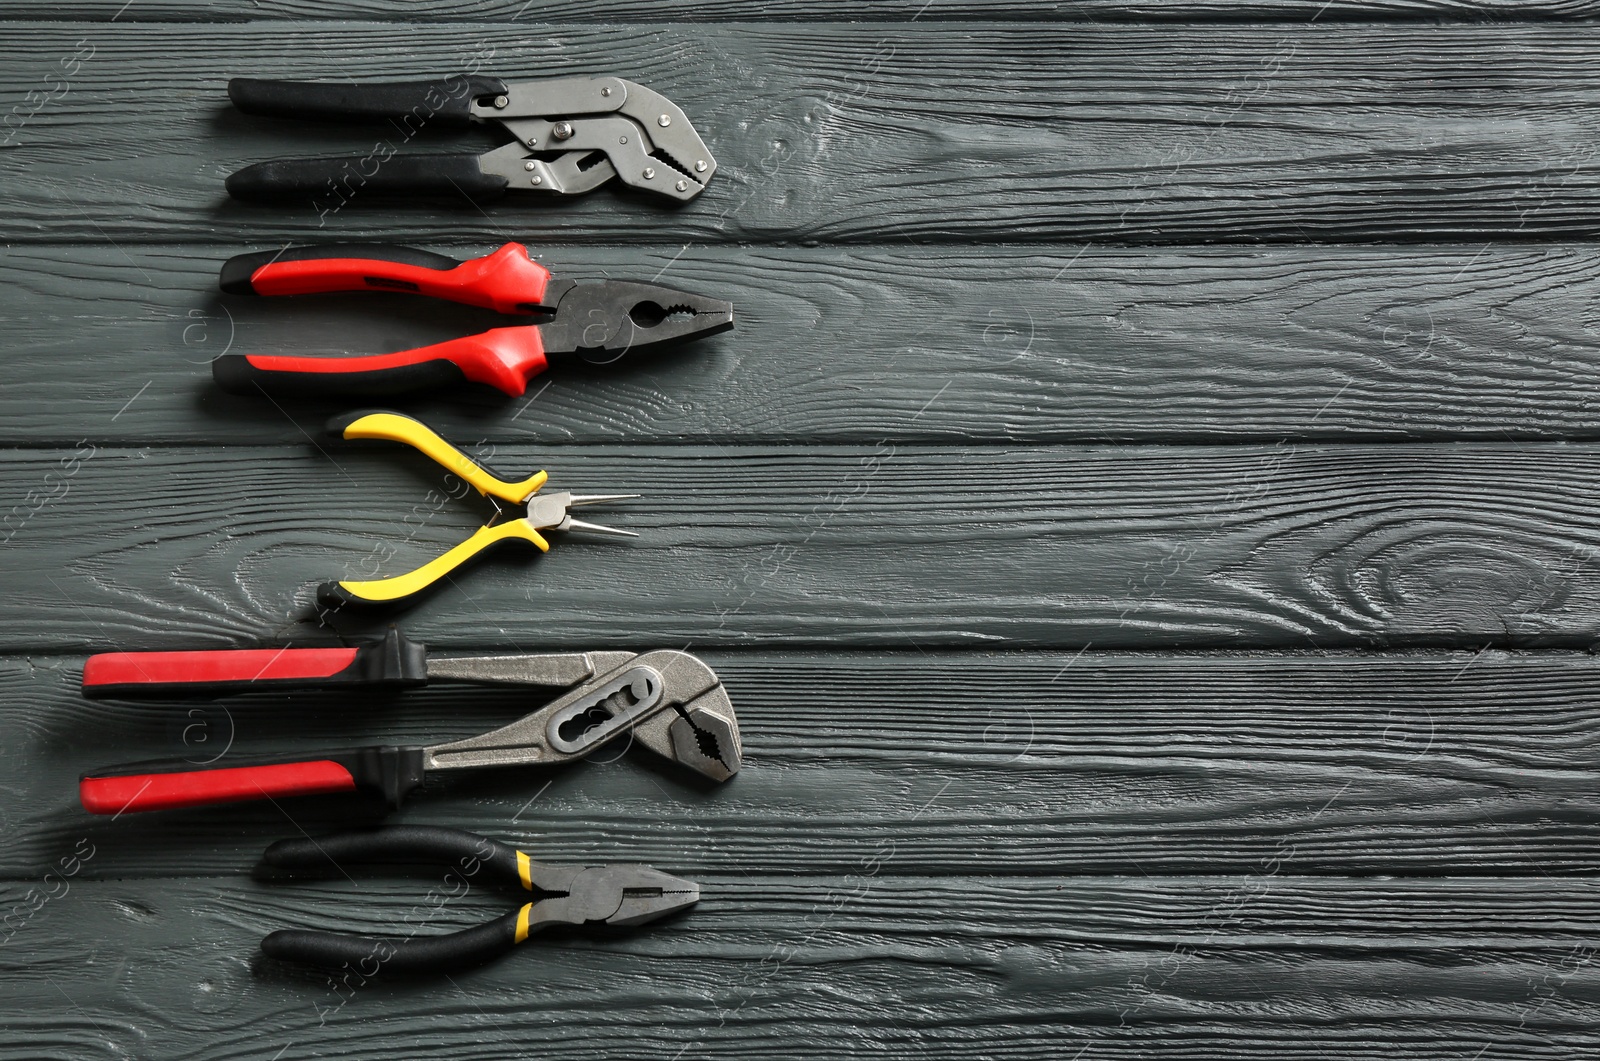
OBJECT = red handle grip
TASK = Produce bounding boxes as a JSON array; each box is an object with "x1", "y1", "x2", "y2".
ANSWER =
[
  {"x1": 80, "y1": 760, "x2": 357, "y2": 815},
  {"x1": 81, "y1": 745, "x2": 426, "y2": 815},
  {"x1": 215, "y1": 325, "x2": 547, "y2": 398},
  {"x1": 254, "y1": 326, "x2": 545, "y2": 395},
  {"x1": 229, "y1": 242, "x2": 554, "y2": 315},
  {"x1": 85, "y1": 647, "x2": 357, "y2": 691},
  {"x1": 81, "y1": 630, "x2": 427, "y2": 698}
]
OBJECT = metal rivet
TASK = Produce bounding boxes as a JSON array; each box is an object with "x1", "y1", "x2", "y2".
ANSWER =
[
  {"x1": 643, "y1": 167, "x2": 655, "y2": 180},
  {"x1": 676, "y1": 180, "x2": 688, "y2": 192},
  {"x1": 493, "y1": 95, "x2": 508, "y2": 108},
  {"x1": 552, "y1": 121, "x2": 574, "y2": 141},
  {"x1": 526, "y1": 137, "x2": 538, "y2": 146},
  {"x1": 531, "y1": 175, "x2": 543, "y2": 185},
  {"x1": 619, "y1": 135, "x2": 628, "y2": 145},
  {"x1": 695, "y1": 160, "x2": 708, "y2": 173},
  {"x1": 658, "y1": 114, "x2": 671, "y2": 128},
  {"x1": 524, "y1": 161, "x2": 536, "y2": 171},
  {"x1": 600, "y1": 86, "x2": 612, "y2": 97}
]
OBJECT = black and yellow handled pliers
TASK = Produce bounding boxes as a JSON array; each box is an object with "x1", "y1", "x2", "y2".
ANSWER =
[
  {"x1": 256, "y1": 826, "x2": 698, "y2": 973},
  {"x1": 321, "y1": 409, "x2": 636, "y2": 607}
]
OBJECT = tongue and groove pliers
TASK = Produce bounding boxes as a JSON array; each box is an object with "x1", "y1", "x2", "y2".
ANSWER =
[
  {"x1": 211, "y1": 241, "x2": 733, "y2": 398},
  {"x1": 255, "y1": 826, "x2": 699, "y2": 973},
  {"x1": 78, "y1": 630, "x2": 741, "y2": 816},
  {"x1": 225, "y1": 74, "x2": 717, "y2": 202}
]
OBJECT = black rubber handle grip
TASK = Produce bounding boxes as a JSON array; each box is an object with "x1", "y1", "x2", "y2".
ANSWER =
[
  {"x1": 262, "y1": 826, "x2": 524, "y2": 885},
  {"x1": 228, "y1": 76, "x2": 506, "y2": 126},
  {"x1": 225, "y1": 154, "x2": 511, "y2": 202},
  {"x1": 219, "y1": 245, "x2": 462, "y2": 295},
  {"x1": 213, "y1": 353, "x2": 469, "y2": 398},
  {"x1": 261, "y1": 910, "x2": 523, "y2": 973}
]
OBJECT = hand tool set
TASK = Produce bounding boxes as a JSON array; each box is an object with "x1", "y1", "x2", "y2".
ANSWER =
[{"x1": 69, "y1": 73, "x2": 732, "y2": 974}]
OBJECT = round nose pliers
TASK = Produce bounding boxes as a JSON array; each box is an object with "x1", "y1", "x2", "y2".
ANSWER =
[
  {"x1": 211, "y1": 241, "x2": 733, "y2": 398},
  {"x1": 319, "y1": 409, "x2": 636, "y2": 607},
  {"x1": 256, "y1": 826, "x2": 699, "y2": 973}
]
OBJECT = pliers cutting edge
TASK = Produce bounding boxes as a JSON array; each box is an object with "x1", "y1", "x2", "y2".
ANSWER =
[
  {"x1": 257, "y1": 826, "x2": 698, "y2": 973},
  {"x1": 212, "y1": 241, "x2": 734, "y2": 398},
  {"x1": 225, "y1": 74, "x2": 717, "y2": 202},
  {"x1": 314, "y1": 409, "x2": 636, "y2": 607},
  {"x1": 78, "y1": 629, "x2": 741, "y2": 815}
]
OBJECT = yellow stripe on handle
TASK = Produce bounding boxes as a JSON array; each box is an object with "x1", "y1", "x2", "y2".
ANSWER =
[
  {"x1": 333, "y1": 522, "x2": 550, "y2": 604},
  {"x1": 516, "y1": 851, "x2": 533, "y2": 891},
  {"x1": 339, "y1": 411, "x2": 548, "y2": 503},
  {"x1": 514, "y1": 903, "x2": 533, "y2": 943}
]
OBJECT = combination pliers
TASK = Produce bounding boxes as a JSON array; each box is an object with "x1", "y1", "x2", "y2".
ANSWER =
[
  {"x1": 225, "y1": 74, "x2": 717, "y2": 203},
  {"x1": 212, "y1": 241, "x2": 733, "y2": 398},
  {"x1": 257, "y1": 826, "x2": 698, "y2": 973},
  {"x1": 78, "y1": 629, "x2": 741, "y2": 815}
]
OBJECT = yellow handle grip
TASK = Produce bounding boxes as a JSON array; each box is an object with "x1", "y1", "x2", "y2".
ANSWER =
[
  {"x1": 334, "y1": 410, "x2": 547, "y2": 503},
  {"x1": 323, "y1": 522, "x2": 550, "y2": 605}
]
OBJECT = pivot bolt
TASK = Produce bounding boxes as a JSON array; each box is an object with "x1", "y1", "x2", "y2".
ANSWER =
[
  {"x1": 526, "y1": 136, "x2": 538, "y2": 146},
  {"x1": 643, "y1": 167, "x2": 656, "y2": 180},
  {"x1": 658, "y1": 114, "x2": 671, "y2": 128},
  {"x1": 531, "y1": 174, "x2": 543, "y2": 185},
  {"x1": 676, "y1": 180, "x2": 688, "y2": 192},
  {"x1": 552, "y1": 121, "x2": 574, "y2": 141},
  {"x1": 600, "y1": 86, "x2": 612, "y2": 97},
  {"x1": 493, "y1": 95, "x2": 508, "y2": 109},
  {"x1": 619, "y1": 135, "x2": 629, "y2": 145},
  {"x1": 524, "y1": 161, "x2": 536, "y2": 171},
  {"x1": 695, "y1": 160, "x2": 708, "y2": 173}
]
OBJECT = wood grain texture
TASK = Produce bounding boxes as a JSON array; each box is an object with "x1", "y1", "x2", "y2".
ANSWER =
[
  {"x1": 3, "y1": 874, "x2": 1600, "y2": 1060},
  {"x1": 12, "y1": 242, "x2": 1600, "y2": 446},
  {"x1": 14, "y1": 0, "x2": 1600, "y2": 22},
  {"x1": 10, "y1": 24, "x2": 1600, "y2": 244},
  {"x1": 3, "y1": 648, "x2": 1600, "y2": 877},
  {"x1": 3, "y1": 441, "x2": 1600, "y2": 651},
  {"x1": 3, "y1": 6, "x2": 1597, "y2": 1056}
]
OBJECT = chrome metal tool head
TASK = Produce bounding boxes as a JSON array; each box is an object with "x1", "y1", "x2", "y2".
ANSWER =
[
  {"x1": 529, "y1": 864, "x2": 700, "y2": 928},
  {"x1": 539, "y1": 280, "x2": 735, "y2": 363},
  {"x1": 423, "y1": 649, "x2": 742, "y2": 783}
]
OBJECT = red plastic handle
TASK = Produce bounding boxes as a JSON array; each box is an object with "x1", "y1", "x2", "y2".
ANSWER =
[
  {"x1": 236, "y1": 325, "x2": 547, "y2": 397},
  {"x1": 84, "y1": 647, "x2": 360, "y2": 692},
  {"x1": 80, "y1": 760, "x2": 356, "y2": 815},
  {"x1": 249, "y1": 242, "x2": 553, "y2": 314}
]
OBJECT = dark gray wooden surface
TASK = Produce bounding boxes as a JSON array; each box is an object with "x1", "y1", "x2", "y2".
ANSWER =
[{"x1": 3, "y1": 4, "x2": 1600, "y2": 1059}]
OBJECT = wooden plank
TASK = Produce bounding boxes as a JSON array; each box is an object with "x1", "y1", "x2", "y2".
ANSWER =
[
  {"x1": 7, "y1": 648, "x2": 1600, "y2": 876},
  {"x1": 8, "y1": 24, "x2": 1600, "y2": 244},
  {"x1": 3, "y1": 874, "x2": 1599, "y2": 1060},
  {"x1": 2, "y1": 441, "x2": 1600, "y2": 652},
  {"x1": 11, "y1": 242, "x2": 1600, "y2": 446},
  {"x1": 12, "y1": 0, "x2": 1600, "y2": 23}
]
